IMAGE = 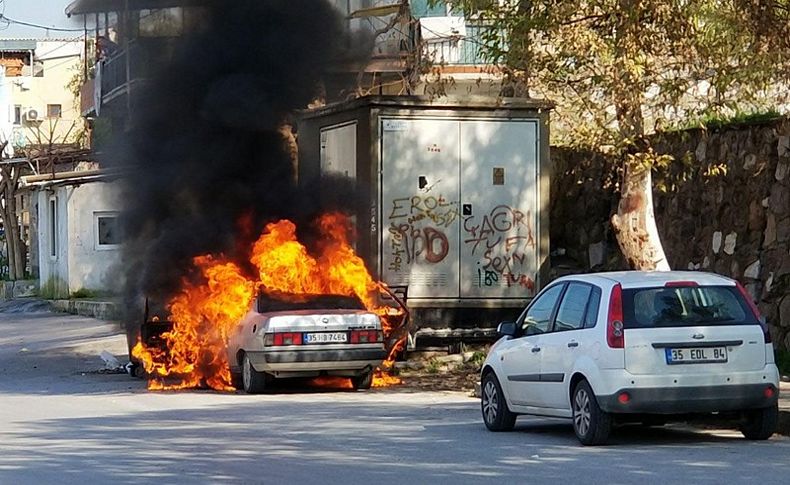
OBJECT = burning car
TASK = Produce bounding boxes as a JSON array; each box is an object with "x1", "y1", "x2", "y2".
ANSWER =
[
  {"x1": 227, "y1": 291, "x2": 387, "y2": 393},
  {"x1": 129, "y1": 217, "x2": 408, "y2": 392}
]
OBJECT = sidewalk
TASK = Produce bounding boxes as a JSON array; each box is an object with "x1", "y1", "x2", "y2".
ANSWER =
[
  {"x1": 778, "y1": 381, "x2": 790, "y2": 436},
  {"x1": 0, "y1": 298, "x2": 121, "y2": 321}
]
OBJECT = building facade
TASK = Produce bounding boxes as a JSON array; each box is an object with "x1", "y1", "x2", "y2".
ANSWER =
[
  {"x1": 0, "y1": 39, "x2": 85, "y2": 156},
  {"x1": 67, "y1": 0, "x2": 504, "y2": 124},
  {"x1": 23, "y1": 172, "x2": 123, "y2": 298}
]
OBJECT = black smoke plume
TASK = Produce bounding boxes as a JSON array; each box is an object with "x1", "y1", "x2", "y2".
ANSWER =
[{"x1": 115, "y1": 0, "x2": 369, "y2": 325}]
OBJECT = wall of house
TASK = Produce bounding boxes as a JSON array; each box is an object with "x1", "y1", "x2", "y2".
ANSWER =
[
  {"x1": 7, "y1": 40, "x2": 84, "y2": 151},
  {"x1": 550, "y1": 117, "x2": 790, "y2": 350},
  {"x1": 65, "y1": 181, "x2": 123, "y2": 294},
  {"x1": 36, "y1": 180, "x2": 123, "y2": 297},
  {"x1": 36, "y1": 188, "x2": 70, "y2": 298}
]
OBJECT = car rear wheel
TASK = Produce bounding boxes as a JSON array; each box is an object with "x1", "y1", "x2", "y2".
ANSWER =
[
  {"x1": 241, "y1": 353, "x2": 268, "y2": 394},
  {"x1": 741, "y1": 404, "x2": 778, "y2": 440},
  {"x1": 572, "y1": 380, "x2": 611, "y2": 445},
  {"x1": 352, "y1": 371, "x2": 373, "y2": 390},
  {"x1": 481, "y1": 372, "x2": 516, "y2": 431}
]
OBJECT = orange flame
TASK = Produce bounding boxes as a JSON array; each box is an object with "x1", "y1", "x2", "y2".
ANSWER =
[{"x1": 133, "y1": 213, "x2": 404, "y2": 391}]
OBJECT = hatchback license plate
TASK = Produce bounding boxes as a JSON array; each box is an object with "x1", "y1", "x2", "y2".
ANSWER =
[
  {"x1": 304, "y1": 332, "x2": 347, "y2": 344},
  {"x1": 665, "y1": 346, "x2": 727, "y2": 364}
]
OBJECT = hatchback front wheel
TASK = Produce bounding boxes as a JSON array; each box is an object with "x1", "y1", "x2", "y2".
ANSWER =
[{"x1": 481, "y1": 372, "x2": 516, "y2": 431}]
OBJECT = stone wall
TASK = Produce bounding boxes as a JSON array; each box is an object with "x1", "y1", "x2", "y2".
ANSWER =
[
  {"x1": 551, "y1": 117, "x2": 790, "y2": 349},
  {"x1": 0, "y1": 280, "x2": 39, "y2": 300}
]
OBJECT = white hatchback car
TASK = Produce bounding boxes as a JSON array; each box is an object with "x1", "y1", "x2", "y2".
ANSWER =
[{"x1": 481, "y1": 271, "x2": 780, "y2": 445}]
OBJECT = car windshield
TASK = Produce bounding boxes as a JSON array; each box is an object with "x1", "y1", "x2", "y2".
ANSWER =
[
  {"x1": 622, "y1": 285, "x2": 757, "y2": 328},
  {"x1": 257, "y1": 292, "x2": 366, "y2": 313}
]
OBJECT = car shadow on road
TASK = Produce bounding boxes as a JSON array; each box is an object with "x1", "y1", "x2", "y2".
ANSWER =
[{"x1": 513, "y1": 418, "x2": 748, "y2": 445}]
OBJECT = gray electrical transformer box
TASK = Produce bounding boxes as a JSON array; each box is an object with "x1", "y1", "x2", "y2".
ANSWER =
[{"x1": 298, "y1": 96, "x2": 552, "y2": 337}]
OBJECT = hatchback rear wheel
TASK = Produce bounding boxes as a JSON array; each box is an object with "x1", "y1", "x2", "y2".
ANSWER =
[
  {"x1": 572, "y1": 380, "x2": 611, "y2": 445},
  {"x1": 481, "y1": 372, "x2": 516, "y2": 431},
  {"x1": 741, "y1": 404, "x2": 778, "y2": 440}
]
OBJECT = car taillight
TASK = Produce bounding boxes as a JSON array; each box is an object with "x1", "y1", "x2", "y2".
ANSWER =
[
  {"x1": 665, "y1": 281, "x2": 698, "y2": 287},
  {"x1": 607, "y1": 284, "x2": 624, "y2": 349},
  {"x1": 350, "y1": 330, "x2": 382, "y2": 344},
  {"x1": 270, "y1": 332, "x2": 303, "y2": 346},
  {"x1": 736, "y1": 282, "x2": 771, "y2": 343}
]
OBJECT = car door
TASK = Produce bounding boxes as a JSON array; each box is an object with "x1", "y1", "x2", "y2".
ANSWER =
[
  {"x1": 499, "y1": 283, "x2": 565, "y2": 407},
  {"x1": 540, "y1": 282, "x2": 601, "y2": 410}
]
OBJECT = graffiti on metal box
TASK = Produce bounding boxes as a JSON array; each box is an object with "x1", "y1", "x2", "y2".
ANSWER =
[
  {"x1": 387, "y1": 195, "x2": 459, "y2": 271},
  {"x1": 464, "y1": 205, "x2": 535, "y2": 290}
]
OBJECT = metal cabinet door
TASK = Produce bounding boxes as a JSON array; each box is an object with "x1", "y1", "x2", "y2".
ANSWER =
[
  {"x1": 380, "y1": 118, "x2": 461, "y2": 298},
  {"x1": 459, "y1": 120, "x2": 539, "y2": 298},
  {"x1": 320, "y1": 122, "x2": 357, "y2": 179}
]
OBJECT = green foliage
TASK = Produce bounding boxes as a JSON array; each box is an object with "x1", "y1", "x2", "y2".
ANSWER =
[
  {"x1": 91, "y1": 117, "x2": 114, "y2": 150},
  {"x1": 445, "y1": 0, "x2": 789, "y2": 149},
  {"x1": 71, "y1": 288, "x2": 97, "y2": 299},
  {"x1": 70, "y1": 288, "x2": 115, "y2": 299},
  {"x1": 469, "y1": 350, "x2": 487, "y2": 366},
  {"x1": 666, "y1": 109, "x2": 783, "y2": 132},
  {"x1": 465, "y1": 350, "x2": 488, "y2": 371},
  {"x1": 425, "y1": 358, "x2": 442, "y2": 374},
  {"x1": 39, "y1": 277, "x2": 69, "y2": 299}
]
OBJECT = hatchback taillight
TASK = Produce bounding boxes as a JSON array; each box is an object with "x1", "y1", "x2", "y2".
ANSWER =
[
  {"x1": 350, "y1": 330, "x2": 382, "y2": 344},
  {"x1": 736, "y1": 282, "x2": 771, "y2": 343},
  {"x1": 607, "y1": 284, "x2": 624, "y2": 348}
]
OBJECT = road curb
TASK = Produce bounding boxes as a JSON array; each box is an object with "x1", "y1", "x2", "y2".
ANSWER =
[
  {"x1": 778, "y1": 410, "x2": 790, "y2": 436},
  {"x1": 51, "y1": 299, "x2": 121, "y2": 321}
]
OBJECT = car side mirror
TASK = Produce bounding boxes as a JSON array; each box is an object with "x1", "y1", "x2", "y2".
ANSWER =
[{"x1": 497, "y1": 321, "x2": 517, "y2": 337}]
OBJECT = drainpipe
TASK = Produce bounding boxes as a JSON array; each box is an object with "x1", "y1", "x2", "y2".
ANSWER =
[{"x1": 83, "y1": 15, "x2": 88, "y2": 78}]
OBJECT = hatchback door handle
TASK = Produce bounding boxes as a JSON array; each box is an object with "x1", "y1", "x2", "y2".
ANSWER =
[
  {"x1": 531, "y1": 347, "x2": 541, "y2": 353},
  {"x1": 567, "y1": 342, "x2": 579, "y2": 348}
]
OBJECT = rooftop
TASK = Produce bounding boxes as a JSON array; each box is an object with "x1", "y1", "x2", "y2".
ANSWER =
[
  {"x1": 0, "y1": 39, "x2": 37, "y2": 52},
  {"x1": 301, "y1": 95, "x2": 555, "y2": 120},
  {"x1": 66, "y1": 0, "x2": 211, "y2": 16}
]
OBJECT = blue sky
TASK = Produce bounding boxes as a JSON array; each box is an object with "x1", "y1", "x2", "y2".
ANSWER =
[{"x1": 1, "y1": 0, "x2": 83, "y2": 38}]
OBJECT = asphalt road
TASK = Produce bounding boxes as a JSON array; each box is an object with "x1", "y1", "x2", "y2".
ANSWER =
[{"x1": 2, "y1": 310, "x2": 790, "y2": 485}]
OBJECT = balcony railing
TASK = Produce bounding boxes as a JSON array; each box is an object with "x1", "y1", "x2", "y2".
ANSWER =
[
  {"x1": 98, "y1": 38, "x2": 178, "y2": 106},
  {"x1": 423, "y1": 25, "x2": 493, "y2": 66}
]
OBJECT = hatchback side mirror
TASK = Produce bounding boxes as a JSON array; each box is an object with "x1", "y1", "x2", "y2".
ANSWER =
[{"x1": 497, "y1": 321, "x2": 517, "y2": 337}]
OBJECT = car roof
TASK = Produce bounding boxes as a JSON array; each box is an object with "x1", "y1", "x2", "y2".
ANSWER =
[{"x1": 556, "y1": 270, "x2": 736, "y2": 289}]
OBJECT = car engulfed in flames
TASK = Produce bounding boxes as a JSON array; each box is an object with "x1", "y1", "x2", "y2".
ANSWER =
[
  {"x1": 228, "y1": 292, "x2": 386, "y2": 392},
  {"x1": 130, "y1": 213, "x2": 408, "y2": 392}
]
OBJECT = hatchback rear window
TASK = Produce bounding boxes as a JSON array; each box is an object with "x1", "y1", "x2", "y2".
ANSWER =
[{"x1": 622, "y1": 285, "x2": 757, "y2": 328}]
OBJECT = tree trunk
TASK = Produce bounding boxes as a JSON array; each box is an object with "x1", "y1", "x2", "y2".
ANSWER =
[
  {"x1": 610, "y1": 7, "x2": 671, "y2": 272},
  {"x1": 1, "y1": 198, "x2": 21, "y2": 279},
  {"x1": 0, "y1": 165, "x2": 27, "y2": 280},
  {"x1": 611, "y1": 161, "x2": 670, "y2": 271}
]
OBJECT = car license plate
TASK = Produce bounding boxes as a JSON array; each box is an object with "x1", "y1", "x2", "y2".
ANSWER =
[
  {"x1": 665, "y1": 347, "x2": 727, "y2": 364},
  {"x1": 303, "y1": 332, "x2": 347, "y2": 344}
]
